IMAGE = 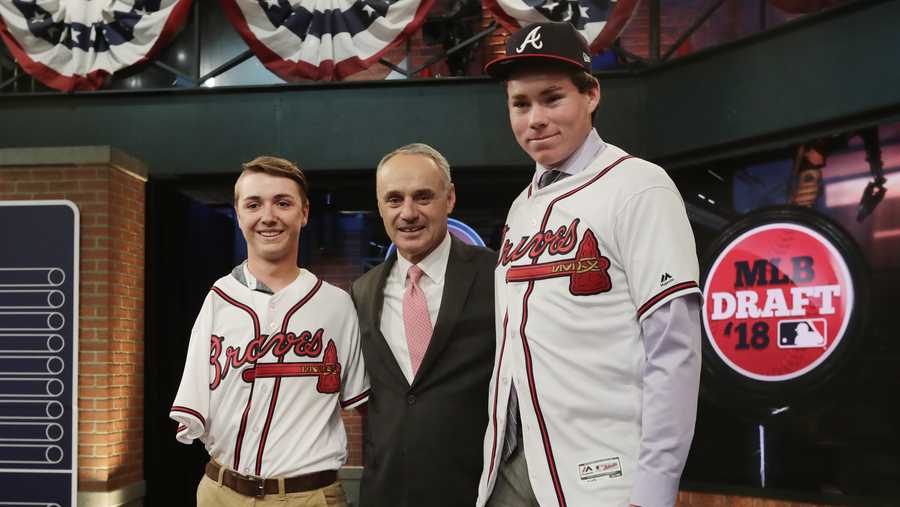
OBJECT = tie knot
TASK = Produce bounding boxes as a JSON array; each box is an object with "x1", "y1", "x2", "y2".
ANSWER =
[
  {"x1": 538, "y1": 169, "x2": 567, "y2": 189},
  {"x1": 408, "y1": 265, "x2": 425, "y2": 285}
]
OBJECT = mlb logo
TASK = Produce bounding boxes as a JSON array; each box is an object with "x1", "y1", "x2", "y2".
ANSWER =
[{"x1": 778, "y1": 318, "x2": 827, "y2": 349}]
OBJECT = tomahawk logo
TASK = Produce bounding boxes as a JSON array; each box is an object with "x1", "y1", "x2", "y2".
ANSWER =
[
  {"x1": 506, "y1": 229, "x2": 612, "y2": 295},
  {"x1": 516, "y1": 26, "x2": 543, "y2": 53},
  {"x1": 241, "y1": 340, "x2": 342, "y2": 393}
]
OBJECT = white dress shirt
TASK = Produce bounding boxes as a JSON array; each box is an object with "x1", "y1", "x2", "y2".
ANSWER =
[{"x1": 379, "y1": 233, "x2": 452, "y2": 383}]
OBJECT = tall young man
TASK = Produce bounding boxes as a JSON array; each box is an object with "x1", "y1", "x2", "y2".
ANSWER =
[
  {"x1": 171, "y1": 156, "x2": 369, "y2": 507},
  {"x1": 477, "y1": 22, "x2": 702, "y2": 507}
]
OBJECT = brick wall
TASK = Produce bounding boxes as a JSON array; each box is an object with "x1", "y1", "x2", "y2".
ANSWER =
[
  {"x1": 0, "y1": 148, "x2": 146, "y2": 496},
  {"x1": 620, "y1": 0, "x2": 806, "y2": 61}
]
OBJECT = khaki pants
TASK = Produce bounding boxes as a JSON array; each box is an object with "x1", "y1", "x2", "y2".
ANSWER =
[
  {"x1": 197, "y1": 474, "x2": 349, "y2": 507},
  {"x1": 485, "y1": 445, "x2": 540, "y2": 507}
]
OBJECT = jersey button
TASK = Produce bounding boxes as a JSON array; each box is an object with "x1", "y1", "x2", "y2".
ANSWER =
[{"x1": 407, "y1": 395, "x2": 416, "y2": 405}]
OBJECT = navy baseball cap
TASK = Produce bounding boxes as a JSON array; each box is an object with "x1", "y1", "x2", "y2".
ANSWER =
[{"x1": 485, "y1": 21, "x2": 592, "y2": 78}]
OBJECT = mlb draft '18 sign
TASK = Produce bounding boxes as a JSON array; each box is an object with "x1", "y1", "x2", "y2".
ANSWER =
[
  {"x1": 704, "y1": 223, "x2": 852, "y2": 380},
  {"x1": 701, "y1": 207, "x2": 866, "y2": 409}
]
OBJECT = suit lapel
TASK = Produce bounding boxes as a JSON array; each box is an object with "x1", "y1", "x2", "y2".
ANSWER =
[
  {"x1": 364, "y1": 254, "x2": 411, "y2": 387},
  {"x1": 412, "y1": 236, "x2": 477, "y2": 388}
]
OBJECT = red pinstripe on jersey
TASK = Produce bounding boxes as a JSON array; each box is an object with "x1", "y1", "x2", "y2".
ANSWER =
[
  {"x1": 209, "y1": 286, "x2": 261, "y2": 472},
  {"x1": 637, "y1": 281, "x2": 698, "y2": 319},
  {"x1": 486, "y1": 311, "x2": 509, "y2": 479},
  {"x1": 171, "y1": 405, "x2": 206, "y2": 428},
  {"x1": 340, "y1": 389, "x2": 371, "y2": 408}
]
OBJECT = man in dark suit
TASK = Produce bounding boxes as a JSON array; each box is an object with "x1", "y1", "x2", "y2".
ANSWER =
[{"x1": 350, "y1": 143, "x2": 496, "y2": 507}]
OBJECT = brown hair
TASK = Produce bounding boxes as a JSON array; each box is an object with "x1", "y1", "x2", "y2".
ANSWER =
[
  {"x1": 234, "y1": 156, "x2": 309, "y2": 205},
  {"x1": 570, "y1": 69, "x2": 599, "y2": 94}
]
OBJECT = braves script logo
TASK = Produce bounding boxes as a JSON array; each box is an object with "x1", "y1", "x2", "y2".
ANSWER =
[
  {"x1": 516, "y1": 26, "x2": 543, "y2": 53},
  {"x1": 209, "y1": 329, "x2": 341, "y2": 393},
  {"x1": 499, "y1": 218, "x2": 580, "y2": 265},
  {"x1": 500, "y1": 219, "x2": 612, "y2": 295}
]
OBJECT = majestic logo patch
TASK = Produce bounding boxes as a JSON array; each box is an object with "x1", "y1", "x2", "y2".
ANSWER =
[
  {"x1": 660, "y1": 272, "x2": 673, "y2": 285},
  {"x1": 702, "y1": 223, "x2": 853, "y2": 382},
  {"x1": 578, "y1": 457, "x2": 622, "y2": 482},
  {"x1": 506, "y1": 229, "x2": 611, "y2": 296}
]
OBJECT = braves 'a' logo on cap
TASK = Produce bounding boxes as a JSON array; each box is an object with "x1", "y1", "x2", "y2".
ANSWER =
[{"x1": 517, "y1": 26, "x2": 544, "y2": 53}]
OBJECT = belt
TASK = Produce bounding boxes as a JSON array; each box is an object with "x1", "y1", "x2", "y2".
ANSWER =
[{"x1": 205, "y1": 460, "x2": 337, "y2": 498}]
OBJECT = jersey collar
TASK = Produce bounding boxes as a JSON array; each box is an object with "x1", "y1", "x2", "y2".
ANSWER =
[{"x1": 232, "y1": 260, "x2": 307, "y2": 296}]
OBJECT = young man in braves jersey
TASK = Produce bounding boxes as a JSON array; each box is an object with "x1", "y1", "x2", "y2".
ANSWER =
[
  {"x1": 170, "y1": 156, "x2": 370, "y2": 507},
  {"x1": 476, "y1": 22, "x2": 702, "y2": 507}
]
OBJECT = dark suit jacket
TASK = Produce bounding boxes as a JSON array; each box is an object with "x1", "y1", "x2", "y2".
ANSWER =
[{"x1": 350, "y1": 236, "x2": 496, "y2": 507}]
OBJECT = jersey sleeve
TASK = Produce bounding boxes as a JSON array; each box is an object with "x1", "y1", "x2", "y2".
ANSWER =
[
  {"x1": 169, "y1": 291, "x2": 214, "y2": 444},
  {"x1": 615, "y1": 185, "x2": 701, "y2": 322},
  {"x1": 338, "y1": 299, "x2": 370, "y2": 410}
]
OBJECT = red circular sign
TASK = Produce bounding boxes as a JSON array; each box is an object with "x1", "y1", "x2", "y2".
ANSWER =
[{"x1": 702, "y1": 223, "x2": 854, "y2": 381}]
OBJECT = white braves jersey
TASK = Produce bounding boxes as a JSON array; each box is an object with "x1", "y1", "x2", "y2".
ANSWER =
[
  {"x1": 170, "y1": 269, "x2": 370, "y2": 478},
  {"x1": 477, "y1": 144, "x2": 700, "y2": 506}
]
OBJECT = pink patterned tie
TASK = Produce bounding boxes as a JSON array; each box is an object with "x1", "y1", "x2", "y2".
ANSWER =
[{"x1": 403, "y1": 265, "x2": 433, "y2": 376}]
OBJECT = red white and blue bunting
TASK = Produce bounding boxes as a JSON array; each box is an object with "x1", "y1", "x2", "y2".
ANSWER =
[
  {"x1": 220, "y1": 0, "x2": 434, "y2": 81},
  {"x1": 484, "y1": 0, "x2": 638, "y2": 52},
  {"x1": 0, "y1": 0, "x2": 193, "y2": 91}
]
